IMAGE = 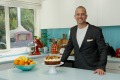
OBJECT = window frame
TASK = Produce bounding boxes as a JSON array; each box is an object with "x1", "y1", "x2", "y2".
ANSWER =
[{"x1": 0, "y1": 4, "x2": 41, "y2": 54}]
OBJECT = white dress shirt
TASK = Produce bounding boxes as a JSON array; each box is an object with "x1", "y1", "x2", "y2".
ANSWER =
[{"x1": 76, "y1": 25, "x2": 88, "y2": 48}]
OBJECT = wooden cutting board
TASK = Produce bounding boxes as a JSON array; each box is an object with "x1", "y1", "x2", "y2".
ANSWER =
[{"x1": 57, "y1": 34, "x2": 74, "y2": 55}]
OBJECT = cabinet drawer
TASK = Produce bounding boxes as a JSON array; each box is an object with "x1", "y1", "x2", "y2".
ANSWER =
[
  {"x1": 0, "y1": 62, "x2": 13, "y2": 70},
  {"x1": 106, "y1": 69, "x2": 120, "y2": 73},
  {"x1": 106, "y1": 62, "x2": 120, "y2": 70}
]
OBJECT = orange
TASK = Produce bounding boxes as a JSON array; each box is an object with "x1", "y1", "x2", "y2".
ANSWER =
[
  {"x1": 24, "y1": 62, "x2": 29, "y2": 66},
  {"x1": 18, "y1": 60, "x2": 25, "y2": 65},
  {"x1": 28, "y1": 59, "x2": 32, "y2": 63},
  {"x1": 29, "y1": 61, "x2": 36, "y2": 65},
  {"x1": 14, "y1": 60, "x2": 19, "y2": 65}
]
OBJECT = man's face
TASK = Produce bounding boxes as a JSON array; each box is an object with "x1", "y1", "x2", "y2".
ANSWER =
[{"x1": 74, "y1": 8, "x2": 87, "y2": 24}]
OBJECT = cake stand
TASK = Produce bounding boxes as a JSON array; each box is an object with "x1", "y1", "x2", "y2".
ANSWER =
[{"x1": 42, "y1": 62, "x2": 64, "y2": 74}]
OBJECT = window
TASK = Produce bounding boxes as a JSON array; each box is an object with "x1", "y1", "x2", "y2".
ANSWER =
[
  {"x1": 9, "y1": 7, "x2": 34, "y2": 48},
  {"x1": 0, "y1": 6, "x2": 6, "y2": 50},
  {"x1": 0, "y1": 4, "x2": 40, "y2": 53}
]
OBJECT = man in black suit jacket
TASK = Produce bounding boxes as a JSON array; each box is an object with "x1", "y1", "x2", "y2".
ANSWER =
[{"x1": 61, "y1": 6, "x2": 107, "y2": 75}]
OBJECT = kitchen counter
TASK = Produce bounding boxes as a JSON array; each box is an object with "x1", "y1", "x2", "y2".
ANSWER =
[
  {"x1": 0, "y1": 53, "x2": 47, "y2": 70},
  {"x1": 1, "y1": 53, "x2": 120, "y2": 64},
  {"x1": 67, "y1": 55, "x2": 120, "y2": 63},
  {"x1": 0, "y1": 63, "x2": 120, "y2": 80},
  {"x1": 0, "y1": 53, "x2": 47, "y2": 64}
]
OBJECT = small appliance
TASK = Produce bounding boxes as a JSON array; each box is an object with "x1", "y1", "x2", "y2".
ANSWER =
[
  {"x1": 115, "y1": 48, "x2": 120, "y2": 58},
  {"x1": 30, "y1": 37, "x2": 43, "y2": 55}
]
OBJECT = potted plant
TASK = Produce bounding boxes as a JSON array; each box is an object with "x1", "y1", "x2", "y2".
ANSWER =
[{"x1": 40, "y1": 33, "x2": 50, "y2": 54}]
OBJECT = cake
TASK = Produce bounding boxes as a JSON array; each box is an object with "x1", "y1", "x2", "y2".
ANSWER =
[{"x1": 44, "y1": 55, "x2": 61, "y2": 65}]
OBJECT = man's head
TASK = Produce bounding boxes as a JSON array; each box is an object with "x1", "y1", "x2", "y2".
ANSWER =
[{"x1": 74, "y1": 6, "x2": 87, "y2": 25}]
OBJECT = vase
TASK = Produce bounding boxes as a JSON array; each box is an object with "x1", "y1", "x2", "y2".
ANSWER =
[{"x1": 43, "y1": 46, "x2": 48, "y2": 54}]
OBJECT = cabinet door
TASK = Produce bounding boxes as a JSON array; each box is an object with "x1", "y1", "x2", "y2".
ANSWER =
[
  {"x1": 0, "y1": 62, "x2": 14, "y2": 70},
  {"x1": 59, "y1": 0, "x2": 76, "y2": 28},
  {"x1": 106, "y1": 61, "x2": 120, "y2": 73},
  {"x1": 40, "y1": 0, "x2": 60, "y2": 29},
  {"x1": 40, "y1": 0, "x2": 77, "y2": 29},
  {"x1": 75, "y1": 0, "x2": 98, "y2": 26},
  {"x1": 98, "y1": 0, "x2": 120, "y2": 26},
  {"x1": 106, "y1": 69, "x2": 120, "y2": 74},
  {"x1": 16, "y1": 0, "x2": 42, "y2": 4}
]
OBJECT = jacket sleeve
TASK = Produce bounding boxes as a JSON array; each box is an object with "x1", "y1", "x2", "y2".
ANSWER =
[
  {"x1": 96, "y1": 28, "x2": 107, "y2": 71},
  {"x1": 61, "y1": 28, "x2": 74, "y2": 62}
]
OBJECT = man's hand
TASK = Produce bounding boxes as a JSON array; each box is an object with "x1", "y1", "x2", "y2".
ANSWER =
[{"x1": 94, "y1": 69, "x2": 105, "y2": 75}]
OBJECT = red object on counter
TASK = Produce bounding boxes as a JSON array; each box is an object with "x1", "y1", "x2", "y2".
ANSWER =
[
  {"x1": 31, "y1": 38, "x2": 43, "y2": 55},
  {"x1": 51, "y1": 43, "x2": 58, "y2": 54},
  {"x1": 115, "y1": 48, "x2": 120, "y2": 58}
]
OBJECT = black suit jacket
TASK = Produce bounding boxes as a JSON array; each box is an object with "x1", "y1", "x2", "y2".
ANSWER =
[{"x1": 61, "y1": 23, "x2": 107, "y2": 71}]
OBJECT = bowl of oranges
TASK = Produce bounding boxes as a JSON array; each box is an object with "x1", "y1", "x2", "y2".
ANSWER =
[{"x1": 14, "y1": 56, "x2": 37, "y2": 71}]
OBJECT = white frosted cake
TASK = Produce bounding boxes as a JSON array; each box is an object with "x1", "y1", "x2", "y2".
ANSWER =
[{"x1": 44, "y1": 55, "x2": 60, "y2": 65}]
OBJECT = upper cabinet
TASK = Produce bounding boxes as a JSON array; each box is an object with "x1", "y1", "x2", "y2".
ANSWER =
[
  {"x1": 75, "y1": 0, "x2": 98, "y2": 26},
  {"x1": 0, "y1": 0, "x2": 43, "y2": 9},
  {"x1": 98, "y1": 0, "x2": 120, "y2": 26},
  {"x1": 16, "y1": 0, "x2": 43, "y2": 4},
  {"x1": 40, "y1": 0, "x2": 120, "y2": 29},
  {"x1": 40, "y1": 0, "x2": 76, "y2": 29},
  {"x1": 59, "y1": 0, "x2": 76, "y2": 28},
  {"x1": 40, "y1": 0, "x2": 60, "y2": 29},
  {"x1": 0, "y1": 0, "x2": 43, "y2": 4},
  {"x1": 40, "y1": 0, "x2": 98, "y2": 29}
]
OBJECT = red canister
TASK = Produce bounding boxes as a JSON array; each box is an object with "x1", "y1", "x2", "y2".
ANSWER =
[{"x1": 115, "y1": 48, "x2": 120, "y2": 58}]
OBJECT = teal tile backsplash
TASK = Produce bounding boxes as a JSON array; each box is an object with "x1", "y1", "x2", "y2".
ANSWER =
[
  {"x1": 41, "y1": 26, "x2": 120, "y2": 51},
  {"x1": 101, "y1": 26, "x2": 120, "y2": 50},
  {"x1": 41, "y1": 28, "x2": 70, "y2": 50}
]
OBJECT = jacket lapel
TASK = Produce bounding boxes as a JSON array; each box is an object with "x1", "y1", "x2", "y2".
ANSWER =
[{"x1": 73, "y1": 26, "x2": 79, "y2": 50}]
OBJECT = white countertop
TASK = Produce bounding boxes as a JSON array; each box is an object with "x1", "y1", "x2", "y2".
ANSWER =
[
  {"x1": 66, "y1": 55, "x2": 120, "y2": 63},
  {"x1": 0, "y1": 63, "x2": 120, "y2": 80},
  {"x1": 1, "y1": 54, "x2": 120, "y2": 64}
]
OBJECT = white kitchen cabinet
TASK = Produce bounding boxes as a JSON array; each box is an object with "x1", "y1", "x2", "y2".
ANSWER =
[
  {"x1": 40, "y1": 0, "x2": 76, "y2": 29},
  {"x1": 98, "y1": 0, "x2": 120, "y2": 26},
  {"x1": 0, "y1": 62, "x2": 14, "y2": 70},
  {"x1": 106, "y1": 61, "x2": 120, "y2": 73},
  {"x1": 75, "y1": 0, "x2": 98, "y2": 26},
  {"x1": 59, "y1": 0, "x2": 76, "y2": 28},
  {"x1": 0, "y1": 0, "x2": 42, "y2": 9},
  {"x1": 16, "y1": 0, "x2": 42, "y2": 4},
  {"x1": 41, "y1": 0, "x2": 120, "y2": 29},
  {"x1": 41, "y1": 0, "x2": 98, "y2": 29},
  {"x1": 40, "y1": 0, "x2": 60, "y2": 29},
  {"x1": 0, "y1": 0, "x2": 42, "y2": 4}
]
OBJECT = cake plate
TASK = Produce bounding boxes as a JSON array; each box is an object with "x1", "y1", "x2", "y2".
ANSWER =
[{"x1": 42, "y1": 62, "x2": 64, "y2": 74}]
